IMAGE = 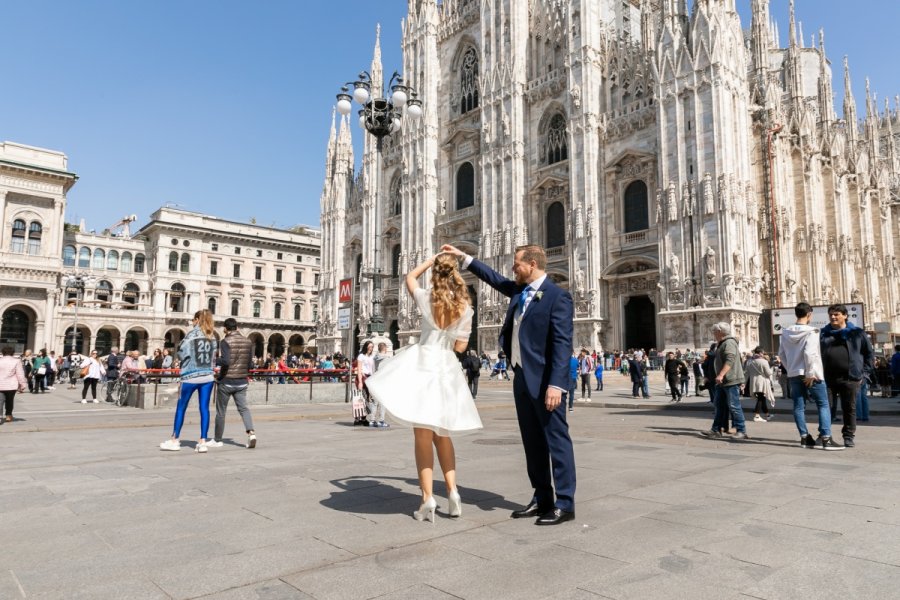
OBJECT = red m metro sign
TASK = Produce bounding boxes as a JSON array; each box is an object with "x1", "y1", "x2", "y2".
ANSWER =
[{"x1": 338, "y1": 278, "x2": 353, "y2": 304}]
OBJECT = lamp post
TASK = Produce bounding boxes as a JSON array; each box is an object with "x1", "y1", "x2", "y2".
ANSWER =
[
  {"x1": 336, "y1": 70, "x2": 423, "y2": 336},
  {"x1": 63, "y1": 274, "x2": 95, "y2": 354}
]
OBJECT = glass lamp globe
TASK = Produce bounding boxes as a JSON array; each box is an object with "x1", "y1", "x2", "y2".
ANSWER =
[
  {"x1": 407, "y1": 103, "x2": 423, "y2": 119},
  {"x1": 336, "y1": 98, "x2": 352, "y2": 115},
  {"x1": 392, "y1": 90, "x2": 407, "y2": 107},
  {"x1": 353, "y1": 87, "x2": 370, "y2": 104}
]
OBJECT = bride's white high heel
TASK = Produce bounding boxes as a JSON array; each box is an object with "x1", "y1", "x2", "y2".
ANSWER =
[
  {"x1": 448, "y1": 489, "x2": 462, "y2": 518},
  {"x1": 413, "y1": 496, "x2": 437, "y2": 523}
]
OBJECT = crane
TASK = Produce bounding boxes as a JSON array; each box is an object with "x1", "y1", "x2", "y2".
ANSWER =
[{"x1": 108, "y1": 214, "x2": 138, "y2": 238}]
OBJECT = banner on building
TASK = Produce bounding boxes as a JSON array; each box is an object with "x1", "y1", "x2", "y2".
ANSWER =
[{"x1": 770, "y1": 303, "x2": 865, "y2": 335}]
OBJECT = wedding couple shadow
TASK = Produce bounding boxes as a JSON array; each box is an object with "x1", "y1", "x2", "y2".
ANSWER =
[{"x1": 322, "y1": 475, "x2": 520, "y2": 517}]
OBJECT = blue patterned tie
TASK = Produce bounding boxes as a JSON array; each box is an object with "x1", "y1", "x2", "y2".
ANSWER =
[{"x1": 518, "y1": 286, "x2": 531, "y2": 314}]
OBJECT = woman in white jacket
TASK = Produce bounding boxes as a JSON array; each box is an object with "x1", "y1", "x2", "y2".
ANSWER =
[
  {"x1": 746, "y1": 347, "x2": 775, "y2": 422},
  {"x1": 81, "y1": 350, "x2": 105, "y2": 403}
]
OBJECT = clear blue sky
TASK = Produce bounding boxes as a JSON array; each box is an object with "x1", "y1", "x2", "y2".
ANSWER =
[{"x1": 0, "y1": 1, "x2": 894, "y2": 232}]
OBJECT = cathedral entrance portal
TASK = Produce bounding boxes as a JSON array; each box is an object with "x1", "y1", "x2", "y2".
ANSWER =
[{"x1": 624, "y1": 295, "x2": 657, "y2": 352}]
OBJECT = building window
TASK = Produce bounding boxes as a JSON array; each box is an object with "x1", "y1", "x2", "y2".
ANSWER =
[
  {"x1": 168, "y1": 251, "x2": 178, "y2": 271},
  {"x1": 235, "y1": 246, "x2": 241, "y2": 255},
  {"x1": 459, "y1": 47, "x2": 479, "y2": 114},
  {"x1": 180, "y1": 253, "x2": 190, "y2": 273},
  {"x1": 78, "y1": 247, "x2": 91, "y2": 268},
  {"x1": 456, "y1": 162, "x2": 475, "y2": 210},
  {"x1": 314, "y1": 273, "x2": 320, "y2": 287},
  {"x1": 27, "y1": 222, "x2": 42, "y2": 255},
  {"x1": 170, "y1": 283, "x2": 186, "y2": 312},
  {"x1": 255, "y1": 266, "x2": 263, "y2": 280},
  {"x1": 546, "y1": 202, "x2": 566, "y2": 248},
  {"x1": 231, "y1": 299, "x2": 240, "y2": 316},
  {"x1": 120, "y1": 252, "x2": 133, "y2": 272},
  {"x1": 134, "y1": 253, "x2": 145, "y2": 273},
  {"x1": 93, "y1": 248, "x2": 106, "y2": 270},
  {"x1": 107, "y1": 250, "x2": 119, "y2": 270},
  {"x1": 295, "y1": 271, "x2": 302, "y2": 285},
  {"x1": 233, "y1": 264, "x2": 241, "y2": 278},
  {"x1": 210, "y1": 261, "x2": 218, "y2": 276},
  {"x1": 274, "y1": 302, "x2": 282, "y2": 319},
  {"x1": 211, "y1": 243, "x2": 218, "y2": 251},
  {"x1": 63, "y1": 245, "x2": 76, "y2": 267},
  {"x1": 546, "y1": 114, "x2": 568, "y2": 164},
  {"x1": 253, "y1": 300, "x2": 261, "y2": 318},
  {"x1": 277, "y1": 252, "x2": 283, "y2": 260},
  {"x1": 623, "y1": 180, "x2": 650, "y2": 233},
  {"x1": 390, "y1": 174, "x2": 402, "y2": 216},
  {"x1": 96, "y1": 280, "x2": 113, "y2": 307},
  {"x1": 208, "y1": 297, "x2": 217, "y2": 314},
  {"x1": 256, "y1": 249, "x2": 262, "y2": 257},
  {"x1": 10, "y1": 219, "x2": 25, "y2": 253},
  {"x1": 294, "y1": 304, "x2": 301, "y2": 320},
  {"x1": 275, "y1": 269, "x2": 283, "y2": 283},
  {"x1": 312, "y1": 304, "x2": 318, "y2": 321},
  {"x1": 391, "y1": 245, "x2": 402, "y2": 277},
  {"x1": 296, "y1": 255, "x2": 303, "y2": 262},
  {"x1": 123, "y1": 283, "x2": 139, "y2": 310}
]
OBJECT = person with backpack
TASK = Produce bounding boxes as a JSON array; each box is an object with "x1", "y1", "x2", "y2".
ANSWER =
[{"x1": 462, "y1": 349, "x2": 481, "y2": 399}]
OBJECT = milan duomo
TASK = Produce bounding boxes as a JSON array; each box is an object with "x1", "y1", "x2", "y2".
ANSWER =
[{"x1": 318, "y1": 0, "x2": 900, "y2": 356}]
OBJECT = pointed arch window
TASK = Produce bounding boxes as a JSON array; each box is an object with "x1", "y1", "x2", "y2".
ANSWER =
[
  {"x1": 456, "y1": 162, "x2": 475, "y2": 210},
  {"x1": 10, "y1": 219, "x2": 25, "y2": 253},
  {"x1": 546, "y1": 202, "x2": 566, "y2": 248},
  {"x1": 391, "y1": 245, "x2": 402, "y2": 277},
  {"x1": 623, "y1": 180, "x2": 649, "y2": 233},
  {"x1": 459, "y1": 47, "x2": 479, "y2": 114},
  {"x1": 27, "y1": 222, "x2": 42, "y2": 255},
  {"x1": 546, "y1": 114, "x2": 568, "y2": 164},
  {"x1": 389, "y1": 174, "x2": 402, "y2": 216}
]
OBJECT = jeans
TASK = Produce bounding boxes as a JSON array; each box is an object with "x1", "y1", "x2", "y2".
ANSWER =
[
  {"x1": 214, "y1": 382, "x2": 255, "y2": 440},
  {"x1": 631, "y1": 376, "x2": 649, "y2": 398},
  {"x1": 788, "y1": 377, "x2": 831, "y2": 438},
  {"x1": 856, "y1": 381, "x2": 869, "y2": 421},
  {"x1": 467, "y1": 375, "x2": 479, "y2": 399},
  {"x1": 567, "y1": 380, "x2": 576, "y2": 409},
  {"x1": 827, "y1": 378, "x2": 860, "y2": 439},
  {"x1": 715, "y1": 385, "x2": 746, "y2": 433}
]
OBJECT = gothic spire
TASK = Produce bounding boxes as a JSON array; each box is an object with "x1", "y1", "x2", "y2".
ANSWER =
[
  {"x1": 788, "y1": 0, "x2": 797, "y2": 48},
  {"x1": 371, "y1": 23, "x2": 383, "y2": 97},
  {"x1": 843, "y1": 56, "x2": 858, "y2": 143},
  {"x1": 324, "y1": 106, "x2": 338, "y2": 180},
  {"x1": 817, "y1": 29, "x2": 835, "y2": 123},
  {"x1": 750, "y1": 0, "x2": 771, "y2": 73}
]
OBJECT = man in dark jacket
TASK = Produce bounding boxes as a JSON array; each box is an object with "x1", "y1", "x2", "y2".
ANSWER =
[
  {"x1": 819, "y1": 304, "x2": 874, "y2": 448},
  {"x1": 104, "y1": 347, "x2": 120, "y2": 402},
  {"x1": 663, "y1": 352, "x2": 682, "y2": 402},
  {"x1": 209, "y1": 318, "x2": 257, "y2": 449},
  {"x1": 629, "y1": 355, "x2": 650, "y2": 399},
  {"x1": 462, "y1": 349, "x2": 481, "y2": 399}
]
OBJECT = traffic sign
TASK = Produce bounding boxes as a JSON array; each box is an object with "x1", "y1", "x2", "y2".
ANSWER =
[
  {"x1": 339, "y1": 278, "x2": 353, "y2": 304},
  {"x1": 338, "y1": 307, "x2": 351, "y2": 330}
]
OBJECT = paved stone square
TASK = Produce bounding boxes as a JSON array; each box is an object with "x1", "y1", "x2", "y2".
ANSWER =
[{"x1": 2, "y1": 377, "x2": 899, "y2": 599}]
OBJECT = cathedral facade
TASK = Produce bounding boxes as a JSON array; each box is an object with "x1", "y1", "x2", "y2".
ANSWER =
[{"x1": 318, "y1": 0, "x2": 900, "y2": 356}]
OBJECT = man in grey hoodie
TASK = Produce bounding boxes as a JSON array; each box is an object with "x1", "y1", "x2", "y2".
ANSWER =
[
  {"x1": 778, "y1": 303, "x2": 844, "y2": 450},
  {"x1": 702, "y1": 322, "x2": 748, "y2": 440}
]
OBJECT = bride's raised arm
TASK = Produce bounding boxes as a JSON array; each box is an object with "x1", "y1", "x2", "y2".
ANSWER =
[{"x1": 404, "y1": 254, "x2": 437, "y2": 297}]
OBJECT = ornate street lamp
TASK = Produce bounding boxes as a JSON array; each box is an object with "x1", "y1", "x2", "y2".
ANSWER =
[
  {"x1": 63, "y1": 274, "x2": 96, "y2": 353},
  {"x1": 336, "y1": 71, "x2": 422, "y2": 335}
]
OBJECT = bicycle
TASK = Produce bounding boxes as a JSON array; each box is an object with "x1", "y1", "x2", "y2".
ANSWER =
[{"x1": 101, "y1": 376, "x2": 131, "y2": 407}]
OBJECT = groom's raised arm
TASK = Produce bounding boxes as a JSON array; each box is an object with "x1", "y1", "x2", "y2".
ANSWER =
[{"x1": 441, "y1": 244, "x2": 518, "y2": 298}]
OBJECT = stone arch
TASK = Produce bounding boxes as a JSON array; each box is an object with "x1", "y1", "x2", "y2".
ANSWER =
[
  {"x1": 289, "y1": 334, "x2": 305, "y2": 355},
  {"x1": 94, "y1": 325, "x2": 122, "y2": 355},
  {"x1": 63, "y1": 324, "x2": 93, "y2": 355},
  {"x1": 0, "y1": 304, "x2": 39, "y2": 352},
  {"x1": 124, "y1": 327, "x2": 149, "y2": 354},
  {"x1": 267, "y1": 333, "x2": 285, "y2": 358},
  {"x1": 164, "y1": 328, "x2": 186, "y2": 350},
  {"x1": 247, "y1": 332, "x2": 265, "y2": 359}
]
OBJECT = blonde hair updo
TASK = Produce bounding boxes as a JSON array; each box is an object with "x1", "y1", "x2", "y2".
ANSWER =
[{"x1": 431, "y1": 254, "x2": 470, "y2": 327}]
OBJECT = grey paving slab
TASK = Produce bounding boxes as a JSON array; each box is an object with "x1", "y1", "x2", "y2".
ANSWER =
[{"x1": 201, "y1": 578, "x2": 314, "y2": 600}]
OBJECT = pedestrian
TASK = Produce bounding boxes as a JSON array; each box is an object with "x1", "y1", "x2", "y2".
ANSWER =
[
  {"x1": 567, "y1": 351, "x2": 578, "y2": 412},
  {"x1": 678, "y1": 359, "x2": 690, "y2": 397},
  {"x1": 80, "y1": 350, "x2": 104, "y2": 403},
  {"x1": 702, "y1": 323, "x2": 749, "y2": 440},
  {"x1": 594, "y1": 357, "x2": 604, "y2": 391},
  {"x1": 368, "y1": 343, "x2": 391, "y2": 427},
  {"x1": 629, "y1": 354, "x2": 650, "y2": 398},
  {"x1": 208, "y1": 318, "x2": 257, "y2": 449},
  {"x1": 663, "y1": 352, "x2": 682, "y2": 402},
  {"x1": 47, "y1": 350, "x2": 59, "y2": 390},
  {"x1": 0, "y1": 346, "x2": 27, "y2": 422},
  {"x1": 443, "y1": 242, "x2": 576, "y2": 526},
  {"x1": 819, "y1": 304, "x2": 874, "y2": 448},
  {"x1": 31, "y1": 349, "x2": 51, "y2": 393},
  {"x1": 890, "y1": 345, "x2": 900, "y2": 397},
  {"x1": 462, "y1": 349, "x2": 481, "y2": 401},
  {"x1": 778, "y1": 302, "x2": 843, "y2": 449},
  {"x1": 365, "y1": 252, "x2": 483, "y2": 521},
  {"x1": 354, "y1": 341, "x2": 375, "y2": 426},
  {"x1": 578, "y1": 349, "x2": 593, "y2": 401},
  {"x1": 67, "y1": 350, "x2": 83, "y2": 389},
  {"x1": 21, "y1": 350, "x2": 33, "y2": 393},
  {"x1": 104, "y1": 347, "x2": 121, "y2": 402},
  {"x1": 746, "y1": 347, "x2": 774, "y2": 422},
  {"x1": 160, "y1": 309, "x2": 218, "y2": 452}
]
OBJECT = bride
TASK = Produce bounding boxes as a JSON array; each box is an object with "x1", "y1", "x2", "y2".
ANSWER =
[{"x1": 365, "y1": 253, "x2": 483, "y2": 522}]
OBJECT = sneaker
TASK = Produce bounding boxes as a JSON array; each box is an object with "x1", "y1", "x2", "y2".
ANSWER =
[
  {"x1": 568, "y1": 408, "x2": 574, "y2": 413},
  {"x1": 800, "y1": 434, "x2": 817, "y2": 449},
  {"x1": 160, "y1": 439, "x2": 181, "y2": 451},
  {"x1": 378, "y1": 421, "x2": 390, "y2": 428},
  {"x1": 732, "y1": 432, "x2": 751, "y2": 441},
  {"x1": 753, "y1": 415, "x2": 765, "y2": 422},
  {"x1": 195, "y1": 443, "x2": 208, "y2": 453},
  {"x1": 820, "y1": 436, "x2": 845, "y2": 451},
  {"x1": 368, "y1": 420, "x2": 377, "y2": 427},
  {"x1": 81, "y1": 399, "x2": 87, "y2": 404},
  {"x1": 92, "y1": 399, "x2": 99, "y2": 403},
  {"x1": 205, "y1": 439, "x2": 223, "y2": 448},
  {"x1": 247, "y1": 433, "x2": 257, "y2": 449},
  {"x1": 701, "y1": 429, "x2": 722, "y2": 438},
  {"x1": 843, "y1": 436, "x2": 855, "y2": 448}
]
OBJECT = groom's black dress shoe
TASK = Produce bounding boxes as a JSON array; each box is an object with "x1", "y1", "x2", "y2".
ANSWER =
[
  {"x1": 535, "y1": 508, "x2": 575, "y2": 526},
  {"x1": 510, "y1": 501, "x2": 552, "y2": 519}
]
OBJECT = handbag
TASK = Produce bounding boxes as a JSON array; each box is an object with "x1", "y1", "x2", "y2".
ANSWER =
[
  {"x1": 36, "y1": 366, "x2": 47, "y2": 376},
  {"x1": 351, "y1": 387, "x2": 367, "y2": 420},
  {"x1": 80, "y1": 365, "x2": 90, "y2": 378}
]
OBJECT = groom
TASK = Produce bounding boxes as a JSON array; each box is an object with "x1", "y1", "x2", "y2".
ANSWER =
[{"x1": 442, "y1": 244, "x2": 576, "y2": 525}]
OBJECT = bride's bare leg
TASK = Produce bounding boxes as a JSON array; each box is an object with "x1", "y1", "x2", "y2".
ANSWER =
[
  {"x1": 413, "y1": 427, "x2": 435, "y2": 499},
  {"x1": 433, "y1": 434, "x2": 457, "y2": 492}
]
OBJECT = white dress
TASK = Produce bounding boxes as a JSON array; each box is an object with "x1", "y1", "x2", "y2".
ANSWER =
[{"x1": 365, "y1": 288, "x2": 483, "y2": 436}]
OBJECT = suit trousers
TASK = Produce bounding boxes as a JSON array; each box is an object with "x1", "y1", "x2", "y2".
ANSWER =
[{"x1": 512, "y1": 365, "x2": 576, "y2": 512}]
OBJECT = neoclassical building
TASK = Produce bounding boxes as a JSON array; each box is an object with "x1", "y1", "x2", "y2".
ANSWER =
[
  {"x1": 318, "y1": 0, "x2": 900, "y2": 354},
  {"x1": 1, "y1": 141, "x2": 321, "y2": 356}
]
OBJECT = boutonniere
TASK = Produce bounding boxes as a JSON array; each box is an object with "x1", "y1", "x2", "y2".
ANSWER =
[{"x1": 534, "y1": 291, "x2": 544, "y2": 301}]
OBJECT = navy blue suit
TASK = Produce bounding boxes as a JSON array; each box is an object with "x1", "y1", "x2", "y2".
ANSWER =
[{"x1": 467, "y1": 258, "x2": 576, "y2": 512}]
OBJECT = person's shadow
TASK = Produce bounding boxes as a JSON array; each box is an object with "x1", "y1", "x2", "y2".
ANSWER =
[{"x1": 322, "y1": 475, "x2": 520, "y2": 518}]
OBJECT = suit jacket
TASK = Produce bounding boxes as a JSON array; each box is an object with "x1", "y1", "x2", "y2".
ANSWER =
[{"x1": 467, "y1": 259, "x2": 573, "y2": 400}]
